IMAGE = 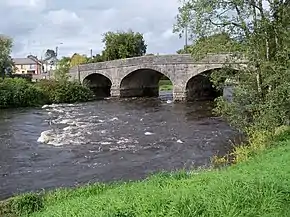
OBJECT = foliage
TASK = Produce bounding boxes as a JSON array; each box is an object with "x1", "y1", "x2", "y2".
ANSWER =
[
  {"x1": 0, "y1": 78, "x2": 95, "y2": 108},
  {"x1": 36, "y1": 80, "x2": 95, "y2": 104},
  {"x1": 44, "y1": 49, "x2": 56, "y2": 61},
  {"x1": 174, "y1": 0, "x2": 290, "y2": 133},
  {"x1": 11, "y1": 194, "x2": 43, "y2": 216},
  {"x1": 0, "y1": 35, "x2": 13, "y2": 78},
  {"x1": 57, "y1": 56, "x2": 70, "y2": 68},
  {"x1": 176, "y1": 45, "x2": 191, "y2": 54},
  {"x1": 86, "y1": 54, "x2": 104, "y2": 63},
  {"x1": 176, "y1": 33, "x2": 245, "y2": 57},
  {"x1": 2, "y1": 128, "x2": 290, "y2": 216},
  {"x1": 102, "y1": 30, "x2": 147, "y2": 61},
  {"x1": 192, "y1": 33, "x2": 245, "y2": 59},
  {"x1": 53, "y1": 57, "x2": 71, "y2": 81},
  {"x1": 159, "y1": 79, "x2": 173, "y2": 91},
  {"x1": 0, "y1": 78, "x2": 47, "y2": 108},
  {"x1": 53, "y1": 66, "x2": 69, "y2": 82},
  {"x1": 70, "y1": 53, "x2": 87, "y2": 67}
]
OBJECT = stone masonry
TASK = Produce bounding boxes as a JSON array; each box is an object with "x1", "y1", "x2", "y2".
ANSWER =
[{"x1": 69, "y1": 53, "x2": 246, "y2": 101}]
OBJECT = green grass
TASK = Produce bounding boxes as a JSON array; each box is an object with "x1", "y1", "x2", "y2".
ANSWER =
[
  {"x1": 159, "y1": 79, "x2": 173, "y2": 91},
  {"x1": 2, "y1": 130, "x2": 290, "y2": 217}
]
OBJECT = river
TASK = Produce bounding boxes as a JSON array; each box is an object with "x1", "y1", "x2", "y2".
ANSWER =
[{"x1": 0, "y1": 93, "x2": 238, "y2": 200}]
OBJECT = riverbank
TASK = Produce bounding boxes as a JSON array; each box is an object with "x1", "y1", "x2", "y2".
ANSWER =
[
  {"x1": 0, "y1": 78, "x2": 94, "y2": 108},
  {"x1": 1, "y1": 128, "x2": 290, "y2": 217},
  {"x1": 159, "y1": 79, "x2": 173, "y2": 91}
]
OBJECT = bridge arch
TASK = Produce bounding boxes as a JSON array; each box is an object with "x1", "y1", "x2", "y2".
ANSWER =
[
  {"x1": 83, "y1": 73, "x2": 112, "y2": 98},
  {"x1": 185, "y1": 65, "x2": 239, "y2": 101},
  {"x1": 119, "y1": 67, "x2": 174, "y2": 98}
]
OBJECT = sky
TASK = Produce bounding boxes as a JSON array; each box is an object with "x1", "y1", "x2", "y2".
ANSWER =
[{"x1": 0, "y1": 0, "x2": 186, "y2": 58}]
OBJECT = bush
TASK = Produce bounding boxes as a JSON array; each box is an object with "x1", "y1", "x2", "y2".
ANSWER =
[
  {"x1": 0, "y1": 78, "x2": 95, "y2": 108},
  {"x1": 0, "y1": 78, "x2": 46, "y2": 108},
  {"x1": 36, "y1": 80, "x2": 95, "y2": 104}
]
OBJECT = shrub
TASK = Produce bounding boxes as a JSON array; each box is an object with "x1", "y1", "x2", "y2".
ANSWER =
[
  {"x1": 0, "y1": 78, "x2": 46, "y2": 108},
  {"x1": 0, "y1": 78, "x2": 95, "y2": 108},
  {"x1": 36, "y1": 80, "x2": 95, "y2": 104}
]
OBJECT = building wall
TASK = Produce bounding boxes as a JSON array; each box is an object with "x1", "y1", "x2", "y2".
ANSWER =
[{"x1": 14, "y1": 63, "x2": 41, "y2": 74}]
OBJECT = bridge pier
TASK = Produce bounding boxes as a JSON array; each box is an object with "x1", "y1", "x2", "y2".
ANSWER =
[
  {"x1": 173, "y1": 87, "x2": 186, "y2": 101},
  {"x1": 110, "y1": 86, "x2": 120, "y2": 98}
]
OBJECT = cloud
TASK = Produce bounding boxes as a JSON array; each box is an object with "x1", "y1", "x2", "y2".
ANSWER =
[{"x1": 0, "y1": 0, "x2": 185, "y2": 58}]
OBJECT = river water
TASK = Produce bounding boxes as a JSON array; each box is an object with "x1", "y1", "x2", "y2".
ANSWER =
[{"x1": 0, "y1": 93, "x2": 238, "y2": 199}]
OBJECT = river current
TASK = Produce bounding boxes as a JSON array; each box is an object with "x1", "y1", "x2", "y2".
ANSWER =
[{"x1": 0, "y1": 93, "x2": 238, "y2": 199}]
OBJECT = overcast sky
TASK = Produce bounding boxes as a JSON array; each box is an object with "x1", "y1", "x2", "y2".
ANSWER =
[{"x1": 0, "y1": 0, "x2": 185, "y2": 58}]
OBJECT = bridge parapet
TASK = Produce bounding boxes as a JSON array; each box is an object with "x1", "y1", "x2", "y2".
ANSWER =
[{"x1": 70, "y1": 53, "x2": 246, "y2": 73}]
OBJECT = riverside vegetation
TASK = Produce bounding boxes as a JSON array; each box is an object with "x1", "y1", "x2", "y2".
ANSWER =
[
  {"x1": 0, "y1": 78, "x2": 95, "y2": 108},
  {"x1": 159, "y1": 79, "x2": 173, "y2": 91},
  {"x1": 0, "y1": 77, "x2": 173, "y2": 109},
  {"x1": 0, "y1": 0, "x2": 289, "y2": 216}
]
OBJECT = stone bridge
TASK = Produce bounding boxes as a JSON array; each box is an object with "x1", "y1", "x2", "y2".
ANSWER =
[{"x1": 69, "y1": 53, "x2": 245, "y2": 101}]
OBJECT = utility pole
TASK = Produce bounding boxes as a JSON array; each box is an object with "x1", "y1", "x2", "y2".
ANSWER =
[
  {"x1": 184, "y1": 24, "x2": 188, "y2": 52},
  {"x1": 55, "y1": 46, "x2": 58, "y2": 57},
  {"x1": 90, "y1": 49, "x2": 93, "y2": 59},
  {"x1": 55, "y1": 43, "x2": 63, "y2": 72}
]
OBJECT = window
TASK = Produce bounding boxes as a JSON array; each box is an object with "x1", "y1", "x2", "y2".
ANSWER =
[
  {"x1": 20, "y1": 65, "x2": 24, "y2": 69},
  {"x1": 29, "y1": 64, "x2": 35, "y2": 69}
]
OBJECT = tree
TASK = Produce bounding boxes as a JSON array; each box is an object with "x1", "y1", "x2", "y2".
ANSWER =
[
  {"x1": 174, "y1": 0, "x2": 290, "y2": 132},
  {"x1": 44, "y1": 49, "x2": 56, "y2": 61},
  {"x1": 176, "y1": 33, "x2": 244, "y2": 55},
  {"x1": 176, "y1": 45, "x2": 191, "y2": 54},
  {"x1": 0, "y1": 35, "x2": 13, "y2": 79},
  {"x1": 70, "y1": 53, "x2": 87, "y2": 67},
  {"x1": 54, "y1": 56, "x2": 71, "y2": 81},
  {"x1": 58, "y1": 56, "x2": 71, "y2": 68},
  {"x1": 102, "y1": 30, "x2": 147, "y2": 61},
  {"x1": 86, "y1": 54, "x2": 104, "y2": 63},
  {"x1": 43, "y1": 49, "x2": 57, "y2": 73}
]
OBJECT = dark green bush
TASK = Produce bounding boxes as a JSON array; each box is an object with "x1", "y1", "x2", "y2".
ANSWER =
[
  {"x1": 36, "y1": 80, "x2": 95, "y2": 104},
  {"x1": 0, "y1": 78, "x2": 46, "y2": 108},
  {"x1": 0, "y1": 78, "x2": 95, "y2": 108}
]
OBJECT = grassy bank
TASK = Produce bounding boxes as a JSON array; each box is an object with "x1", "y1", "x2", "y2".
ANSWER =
[
  {"x1": 159, "y1": 79, "x2": 173, "y2": 91},
  {"x1": 1, "y1": 129, "x2": 290, "y2": 217}
]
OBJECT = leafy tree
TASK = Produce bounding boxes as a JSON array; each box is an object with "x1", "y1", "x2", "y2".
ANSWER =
[
  {"x1": 70, "y1": 53, "x2": 87, "y2": 67},
  {"x1": 176, "y1": 45, "x2": 191, "y2": 54},
  {"x1": 44, "y1": 49, "x2": 56, "y2": 61},
  {"x1": 102, "y1": 30, "x2": 147, "y2": 61},
  {"x1": 54, "y1": 56, "x2": 71, "y2": 81},
  {"x1": 174, "y1": 0, "x2": 290, "y2": 132},
  {"x1": 58, "y1": 56, "x2": 71, "y2": 68},
  {"x1": 0, "y1": 35, "x2": 13, "y2": 78},
  {"x1": 86, "y1": 54, "x2": 104, "y2": 63},
  {"x1": 43, "y1": 49, "x2": 57, "y2": 71},
  {"x1": 176, "y1": 33, "x2": 244, "y2": 56}
]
